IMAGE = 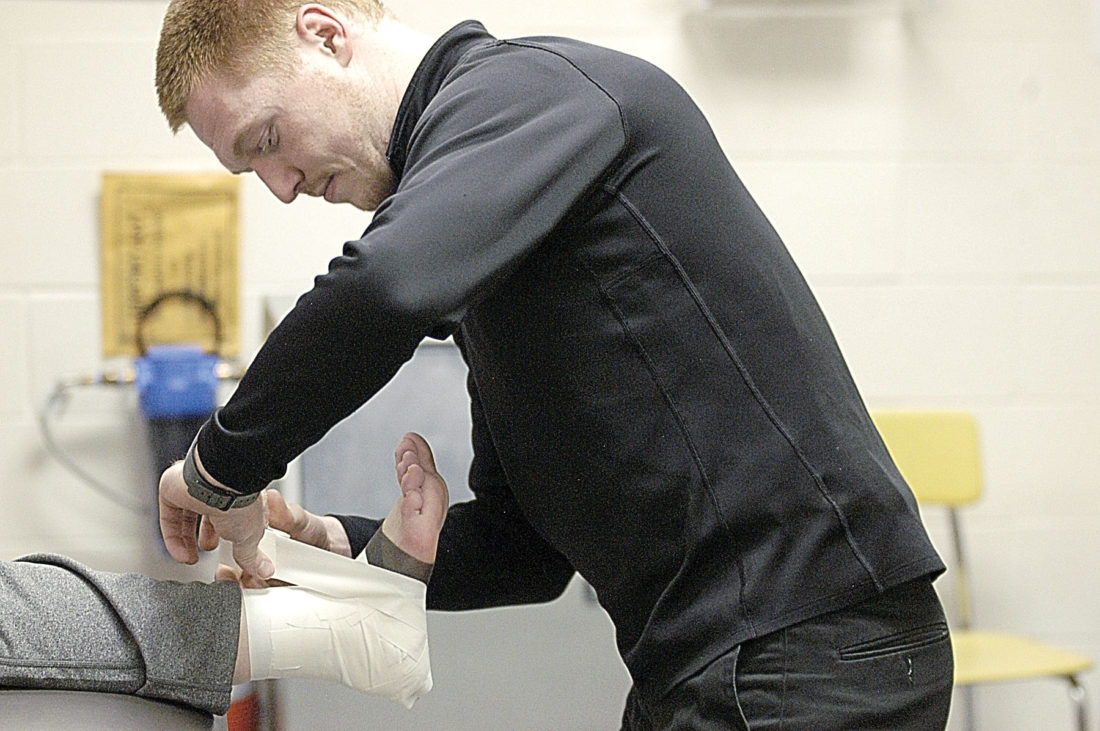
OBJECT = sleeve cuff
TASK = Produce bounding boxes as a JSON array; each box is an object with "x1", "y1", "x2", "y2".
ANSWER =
[{"x1": 330, "y1": 514, "x2": 383, "y2": 558}]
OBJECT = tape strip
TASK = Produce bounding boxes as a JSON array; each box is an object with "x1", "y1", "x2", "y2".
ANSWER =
[{"x1": 257, "y1": 529, "x2": 426, "y2": 603}]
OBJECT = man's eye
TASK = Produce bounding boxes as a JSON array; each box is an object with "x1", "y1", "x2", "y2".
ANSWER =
[{"x1": 259, "y1": 129, "x2": 276, "y2": 153}]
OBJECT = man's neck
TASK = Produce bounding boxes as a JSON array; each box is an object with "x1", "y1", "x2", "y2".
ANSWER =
[{"x1": 355, "y1": 17, "x2": 435, "y2": 123}]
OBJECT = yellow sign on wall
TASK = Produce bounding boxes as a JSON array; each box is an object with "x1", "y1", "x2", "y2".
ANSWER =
[{"x1": 100, "y1": 172, "x2": 240, "y2": 357}]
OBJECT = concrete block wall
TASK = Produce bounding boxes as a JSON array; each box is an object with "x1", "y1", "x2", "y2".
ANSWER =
[{"x1": 2, "y1": 0, "x2": 1097, "y2": 727}]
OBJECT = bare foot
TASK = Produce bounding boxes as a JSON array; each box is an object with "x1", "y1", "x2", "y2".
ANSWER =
[{"x1": 381, "y1": 432, "x2": 448, "y2": 565}]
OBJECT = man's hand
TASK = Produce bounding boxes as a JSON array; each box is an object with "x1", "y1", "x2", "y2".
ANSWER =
[
  {"x1": 266, "y1": 489, "x2": 353, "y2": 558},
  {"x1": 158, "y1": 460, "x2": 274, "y2": 580},
  {"x1": 212, "y1": 490, "x2": 352, "y2": 589}
]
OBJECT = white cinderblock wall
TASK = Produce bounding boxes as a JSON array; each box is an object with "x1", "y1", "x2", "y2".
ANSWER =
[{"x1": 2, "y1": 1, "x2": 1097, "y2": 728}]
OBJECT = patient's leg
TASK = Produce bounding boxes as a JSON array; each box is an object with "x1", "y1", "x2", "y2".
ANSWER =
[
  {"x1": 0, "y1": 555, "x2": 240, "y2": 716},
  {"x1": 0, "y1": 434, "x2": 449, "y2": 715}
]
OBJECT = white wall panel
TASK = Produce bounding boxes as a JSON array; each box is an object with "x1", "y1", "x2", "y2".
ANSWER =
[
  {"x1": 0, "y1": 296, "x2": 30, "y2": 418},
  {"x1": 0, "y1": 168, "x2": 101, "y2": 287},
  {"x1": 738, "y1": 159, "x2": 904, "y2": 278},
  {"x1": 0, "y1": 39, "x2": 17, "y2": 166},
  {"x1": 815, "y1": 284, "x2": 1023, "y2": 399},
  {"x1": 1016, "y1": 286, "x2": 1100, "y2": 396}
]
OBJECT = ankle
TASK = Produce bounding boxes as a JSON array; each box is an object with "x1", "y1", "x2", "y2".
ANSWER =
[
  {"x1": 241, "y1": 585, "x2": 431, "y2": 708},
  {"x1": 366, "y1": 528, "x2": 433, "y2": 583}
]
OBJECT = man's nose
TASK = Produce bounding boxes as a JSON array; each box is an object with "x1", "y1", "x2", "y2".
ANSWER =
[{"x1": 253, "y1": 159, "x2": 301, "y2": 204}]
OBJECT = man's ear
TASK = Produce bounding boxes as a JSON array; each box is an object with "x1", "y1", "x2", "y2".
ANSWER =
[{"x1": 295, "y1": 4, "x2": 352, "y2": 65}]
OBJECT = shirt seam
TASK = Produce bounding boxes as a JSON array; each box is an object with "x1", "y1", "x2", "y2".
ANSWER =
[{"x1": 609, "y1": 189, "x2": 883, "y2": 590}]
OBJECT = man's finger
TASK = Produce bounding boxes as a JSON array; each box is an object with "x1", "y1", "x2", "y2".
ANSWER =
[
  {"x1": 215, "y1": 563, "x2": 243, "y2": 583},
  {"x1": 198, "y1": 515, "x2": 221, "y2": 552},
  {"x1": 159, "y1": 503, "x2": 200, "y2": 564},
  {"x1": 265, "y1": 490, "x2": 299, "y2": 532},
  {"x1": 266, "y1": 490, "x2": 336, "y2": 552}
]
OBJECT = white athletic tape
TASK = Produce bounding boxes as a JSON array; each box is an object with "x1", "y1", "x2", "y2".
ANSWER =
[
  {"x1": 257, "y1": 529, "x2": 427, "y2": 602},
  {"x1": 245, "y1": 530, "x2": 432, "y2": 708}
]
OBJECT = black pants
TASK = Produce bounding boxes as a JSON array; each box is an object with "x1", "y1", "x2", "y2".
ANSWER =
[{"x1": 623, "y1": 578, "x2": 953, "y2": 730}]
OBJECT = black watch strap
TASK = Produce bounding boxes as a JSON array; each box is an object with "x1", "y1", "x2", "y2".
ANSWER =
[{"x1": 182, "y1": 444, "x2": 260, "y2": 511}]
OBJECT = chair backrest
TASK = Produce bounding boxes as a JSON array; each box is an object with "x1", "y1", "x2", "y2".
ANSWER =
[
  {"x1": 871, "y1": 409, "x2": 983, "y2": 626},
  {"x1": 871, "y1": 410, "x2": 983, "y2": 507}
]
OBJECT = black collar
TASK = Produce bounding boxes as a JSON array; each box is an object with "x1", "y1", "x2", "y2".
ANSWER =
[{"x1": 385, "y1": 20, "x2": 494, "y2": 179}]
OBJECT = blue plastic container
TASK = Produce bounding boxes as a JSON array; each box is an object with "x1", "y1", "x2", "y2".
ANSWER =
[{"x1": 135, "y1": 344, "x2": 219, "y2": 419}]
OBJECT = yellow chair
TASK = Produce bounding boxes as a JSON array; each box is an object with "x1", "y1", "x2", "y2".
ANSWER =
[{"x1": 871, "y1": 410, "x2": 1093, "y2": 731}]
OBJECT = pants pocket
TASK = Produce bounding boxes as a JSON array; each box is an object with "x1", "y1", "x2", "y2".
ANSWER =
[{"x1": 837, "y1": 622, "x2": 950, "y2": 662}]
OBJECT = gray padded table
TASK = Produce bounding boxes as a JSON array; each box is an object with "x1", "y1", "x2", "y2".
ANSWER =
[{"x1": 0, "y1": 690, "x2": 226, "y2": 730}]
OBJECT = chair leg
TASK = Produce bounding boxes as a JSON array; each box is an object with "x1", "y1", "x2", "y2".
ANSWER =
[
  {"x1": 1067, "y1": 675, "x2": 1088, "y2": 731},
  {"x1": 956, "y1": 680, "x2": 1089, "y2": 730},
  {"x1": 960, "y1": 685, "x2": 976, "y2": 731}
]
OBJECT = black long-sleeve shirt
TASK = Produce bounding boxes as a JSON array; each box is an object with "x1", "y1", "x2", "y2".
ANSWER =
[{"x1": 197, "y1": 21, "x2": 944, "y2": 699}]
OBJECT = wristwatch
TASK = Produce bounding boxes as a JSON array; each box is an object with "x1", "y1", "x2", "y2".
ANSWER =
[{"x1": 182, "y1": 443, "x2": 260, "y2": 511}]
